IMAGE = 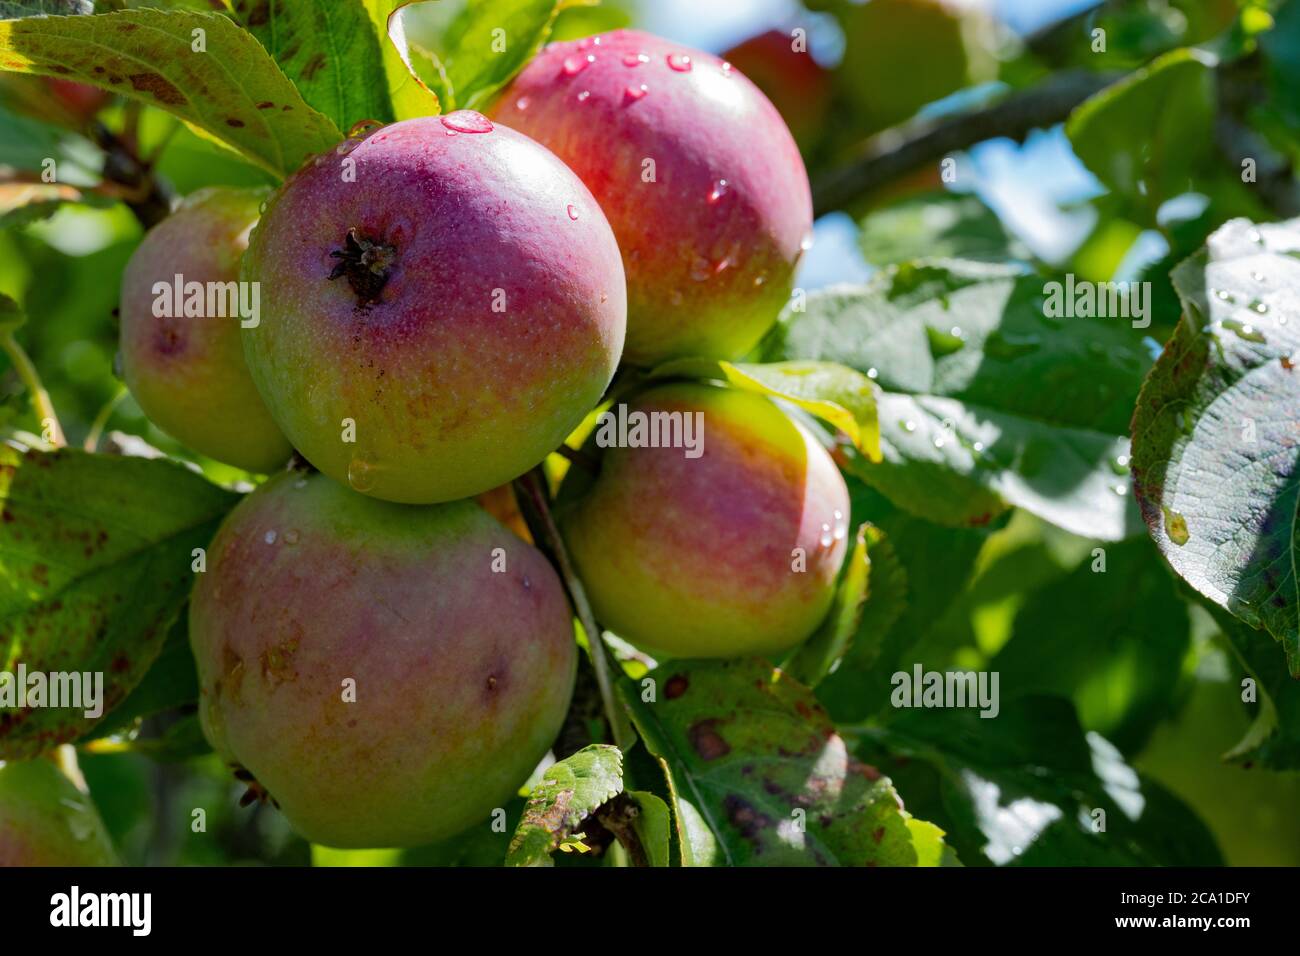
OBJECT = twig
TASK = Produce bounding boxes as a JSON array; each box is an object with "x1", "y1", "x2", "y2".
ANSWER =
[
  {"x1": 512, "y1": 468, "x2": 636, "y2": 752},
  {"x1": 83, "y1": 385, "x2": 128, "y2": 452},
  {"x1": 811, "y1": 70, "x2": 1116, "y2": 216},
  {"x1": 1, "y1": 328, "x2": 63, "y2": 447},
  {"x1": 555, "y1": 443, "x2": 600, "y2": 474},
  {"x1": 89, "y1": 120, "x2": 172, "y2": 229}
]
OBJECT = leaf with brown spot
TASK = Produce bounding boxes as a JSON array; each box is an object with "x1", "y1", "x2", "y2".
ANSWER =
[
  {"x1": 0, "y1": 8, "x2": 341, "y2": 177},
  {"x1": 0, "y1": 447, "x2": 238, "y2": 758},
  {"x1": 619, "y1": 658, "x2": 952, "y2": 867},
  {"x1": 505, "y1": 744, "x2": 623, "y2": 867},
  {"x1": 233, "y1": 0, "x2": 394, "y2": 131}
]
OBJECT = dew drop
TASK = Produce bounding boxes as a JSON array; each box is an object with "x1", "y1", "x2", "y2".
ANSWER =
[
  {"x1": 1222, "y1": 318, "x2": 1267, "y2": 343},
  {"x1": 283, "y1": 529, "x2": 300, "y2": 545},
  {"x1": 867, "y1": 367, "x2": 878, "y2": 380},
  {"x1": 622, "y1": 52, "x2": 649, "y2": 67},
  {"x1": 972, "y1": 441, "x2": 985, "y2": 453},
  {"x1": 707, "y1": 179, "x2": 729, "y2": 204},
  {"x1": 799, "y1": 232, "x2": 814, "y2": 252},
  {"x1": 1212, "y1": 288, "x2": 1234, "y2": 303},
  {"x1": 440, "y1": 110, "x2": 493, "y2": 134},
  {"x1": 624, "y1": 83, "x2": 648, "y2": 102},
  {"x1": 264, "y1": 530, "x2": 278, "y2": 545},
  {"x1": 667, "y1": 53, "x2": 693, "y2": 72},
  {"x1": 1251, "y1": 271, "x2": 1266, "y2": 282},
  {"x1": 1110, "y1": 454, "x2": 1130, "y2": 475},
  {"x1": 566, "y1": 203, "x2": 579, "y2": 220},
  {"x1": 901, "y1": 420, "x2": 917, "y2": 433},
  {"x1": 1250, "y1": 299, "x2": 1269, "y2": 314},
  {"x1": 563, "y1": 53, "x2": 595, "y2": 76},
  {"x1": 1113, "y1": 483, "x2": 1127, "y2": 497},
  {"x1": 348, "y1": 455, "x2": 377, "y2": 492},
  {"x1": 576, "y1": 89, "x2": 591, "y2": 103},
  {"x1": 753, "y1": 272, "x2": 767, "y2": 287},
  {"x1": 720, "y1": 61, "x2": 733, "y2": 77},
  {"x1": 819, "y1": 523, "x2": 834, "y2": 548},
  {"x1": 1248, "y1": 228, "x2": 1264, "y2": 244},
  {"x1": 933, "y1": 436, "x2": 946, "y2": 449},
  {"x1": 514, "y1": 95, "x2": 530, "y2": 111},
  {"x1": 832, "y1": 509, "x2": 847, "y2": 540}
]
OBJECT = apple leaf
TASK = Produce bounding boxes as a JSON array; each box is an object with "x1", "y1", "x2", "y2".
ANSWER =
[
  {"x1": 1066, "y1": 49, "x2": 1216, "y2": 217},
  {"x1": 861, "y1": 696, "x2": 1223, "y2": 866},
  {"x1": 1131, "y1": 217, "x2": 1300, "y2": 675},
  {"x1": 783, "y1": 522, "x2": 874, "y2": 687},
  {"x1": 619, "y1": 658, "x2": 953, "y2": 867},
  {"x1": 0, "y1": 8, "x2": 342, "y2": 178},
  {"x1": 647, "y1": 357, "x2": 882, "y2": 462},
  {"x1": 0, "y1": 447, "x2": 238, "y2": 758},
  {"x1": 858, "y1": 191, "x2": 1025, "y2": 267},
  {"x1": 388, "y1": 0, "x2": 589, "y2": 113},
  {"x1": 625, "y1": 790, "x2": 671, "y2": 867},
  {"x1": 762, "y1": 261, "x2": 1148, "y2": 539},
  {"x1": 231, "y1": 0, "x2": 394, "y2": 131},
  {"x1": 505, "y1": 743, "x2": 623, "y2": 867}
]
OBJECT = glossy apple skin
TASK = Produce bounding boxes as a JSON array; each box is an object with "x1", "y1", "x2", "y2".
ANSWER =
[
  {"x1": 559, "y1": 383, "x2": 850, "y2": 659},
  {"x1": 241, "y1": 114, "x2": 626, "y2": 504},
  {"x1": 721, "y1": 30, "x2": 831, "y2": 153},
  {"x1": 0, "y1": 759, "x2": 118, "y2": 866},
  {"x1": 189, "y1": 470, "x2": 577, "y2": 849},
  {"x1": 494, "y1": 29, "x2": 812, "y2": 366},
  {"x1": 119, "y1": 187, "x2": 293, "y2": 473}
]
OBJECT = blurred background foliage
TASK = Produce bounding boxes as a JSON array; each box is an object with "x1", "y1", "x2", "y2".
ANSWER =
[{"x1": 3, "y1": 0, "x2": 1300, "y2": 866}]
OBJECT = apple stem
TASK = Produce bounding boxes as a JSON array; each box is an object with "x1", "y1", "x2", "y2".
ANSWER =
[
  {"x1": 1, "y1": 329, "x2": 65, "y2": 448},
  {"x1": 513, "y1": 468, "x2": 636, "y2": 753}
]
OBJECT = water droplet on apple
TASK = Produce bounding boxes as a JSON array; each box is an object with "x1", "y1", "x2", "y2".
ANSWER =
[
  {"x1": 283, "y1": 529, "x2": 300, "y2": 545},
  {"x1": 264, "y1": 530, "x2": 278, "y2": 545},
  {"x1": 667, "y1": 53, "x2": 692, "y2": 72},
  {"x1": 707, "y1": 179, "x2": 729, "y2": 204},
  {"x1": 567, "y1": 203, "x2": 579, "y2": 220},
  {"x1": 440, "y1": 110, "x2": 493, "y2": 134},
  {"x1": 624, "y1": 83, "x2": 648, "y2": 102},
  {"x1": 622, "y1": 52, "x2": 649, "y2": 67},
  {"x1": 867, "y1": 367, "x2": 878, "y2": 379},
  {"x1": 348, "y1": 455, "x2": 377, "y2": 492},
  {"x1": 514, "y1": 95, "x2": 530, "y2": 111},
  {"x1": 563, "y1": 53, "x2": 595, "y2": 76},
  {"x1": 720, "y1": 61, "x2": 733, "y2": 77},
  {"x1": 576, "y1": 89, "x2": 591, "y2": 103}
]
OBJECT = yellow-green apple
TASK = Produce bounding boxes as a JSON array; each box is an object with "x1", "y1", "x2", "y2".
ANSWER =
[
  {"x1": 119, "y1": 187, "x2": 292, "y2": 473},
  {"x1": 0, "y1": 759, "x2": 117, "y2": 866},
  {"x1": 559, "y1": 382, "x2": 850, "y2": 659},
  {"x1": 241, "y1": 113, "x2": 626, "y2": 504},
  {"x1": 189, "y1": 470, "x2": 576, "y2": 848},
  {"x1": 493, "y1": 29, "x2": 812, "y2": 366}
]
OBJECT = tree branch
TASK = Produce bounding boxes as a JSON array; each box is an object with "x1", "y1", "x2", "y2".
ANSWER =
[{"x1": 811, "y1": 70, "x2": 1117, "y2": 217}]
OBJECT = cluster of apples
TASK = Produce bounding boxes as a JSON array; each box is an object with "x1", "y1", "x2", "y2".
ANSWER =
[{"x1": 116, "y1": 30, "x2": 849, "y2": 848}]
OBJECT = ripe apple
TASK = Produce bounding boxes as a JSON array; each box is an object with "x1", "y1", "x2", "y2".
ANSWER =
[
  {"x1": 241, "y1": 113, "x2": 626, "y2": 504},
  {"x1": 494, "y1": 29, "x2": 812, "y2": 366},
  {"x1": 189, "y1": 470, "x2": 577, "y2": 848},
  {"x1": 119, "y1": 187, "x2": 293, "y2": 473},
  {"x1": 559, "y1": 382, "x2": 850, "y2": 659}
]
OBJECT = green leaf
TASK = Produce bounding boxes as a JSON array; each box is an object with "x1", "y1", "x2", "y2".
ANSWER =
[
  {"x1": 648, "y1": 357, "x2": 881, "y2": 461},
  {"x1": 505, "y1": 743, "x2": 623, "y2": 867},
  {"x1": 625, "y1": 790, "x2": 671, "y2": 867},
  {"x1": 1131, "y1": 216, "x2": 1300, "y2": 675},
  {"x1": 389, "y1": 0, "x2": 585, "y2": 112},
  {"x1": 858, "y1": 191, "x2": 1024, "y2": 267},
  {"x1": 1066, "y1": 48, "x2": 1216, "y2": 217},
  {"x1": 619, "y1": 658, "x2": 953, "y2": 866},
  {"x1": 364, "y1": 0, "x2": 440, "y2": 119},
  {"x1": 990, "y1": 537, "x2": 1191, "y2": 753},
  {"x1": 763, "y1": 262, "x2": 1147, "y2": 538},
  {"x1": 0, "y1": 8, "x2": 342, "y2": 177},
  {"x1": 232, "y1": 0, "x2": 394, "y2": 131},
  {"x1": 0, "y1": 447, "x2": 238, "y2": 758},
  {"x1": 783, "y1": 522, "x2": 874, "y2": 687},
  {"x1": 78, "y1": 613, "x2": 198, "y2": 742},
  {"x1": 1212, "y1": 601, "x2": 1300, "y2": 771},
  {"x1": 861, "y1": 696, "x2": 1224, "y2": 866}
]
